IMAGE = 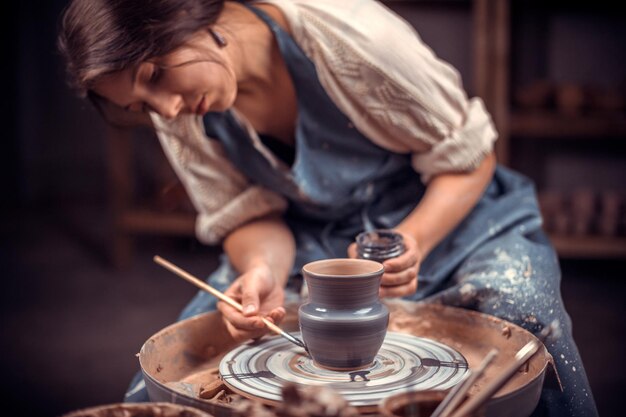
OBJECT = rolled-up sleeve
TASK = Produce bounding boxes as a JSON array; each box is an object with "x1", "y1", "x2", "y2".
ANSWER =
[
  {"x1": 150, "y1": 113, "x2": 287, "y2": 244},
  {"x1": 410, "y1": 97, "x2": 497, "y2": 182},
  {"x1": 287, "y1": 0, "x2": 498, "y2": 183}
]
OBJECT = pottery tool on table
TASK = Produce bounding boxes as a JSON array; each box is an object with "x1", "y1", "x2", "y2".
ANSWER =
[
  {"x1": 153, "y1": 255, "x2": 307, "y2": 351},
  {"x1": 430, "y1": 348, "x2": 499, "y2": 417},
  {"x1": 447, "y1": 321, "x2": 560, "y2": 417}
]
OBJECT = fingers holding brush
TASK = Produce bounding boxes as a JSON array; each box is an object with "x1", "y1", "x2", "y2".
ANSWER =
[
  {"x1": 153, "y1": 256, "x2": 299, "y2": 346},
  {"x1": 217, "y1": 265, "x2": 286, "y2": 339},
  {"x1": 220, "y1": 304, "x2": 286, "y2": 343}
]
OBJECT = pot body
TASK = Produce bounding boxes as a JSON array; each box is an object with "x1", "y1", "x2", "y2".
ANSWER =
[{"x1": 299, "y1": 258, "x2": 389, "y2": 369}]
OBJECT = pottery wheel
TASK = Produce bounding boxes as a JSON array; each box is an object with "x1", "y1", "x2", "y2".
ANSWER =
[{"x1": 219, "y1": 331, "x2": 468, "y2": 409}]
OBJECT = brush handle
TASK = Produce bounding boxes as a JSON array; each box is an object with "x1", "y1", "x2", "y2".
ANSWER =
[
  {"x1": 153, "y1": 255, "x2": 305, "y2": 349},
  {"x1": 154, "y1": 256, "x2": 244, "y2": 311}
]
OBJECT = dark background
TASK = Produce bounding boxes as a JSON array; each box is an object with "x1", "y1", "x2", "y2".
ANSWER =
[{"x1": 1, "y1": 1, "x2": 625, "y2": 416}]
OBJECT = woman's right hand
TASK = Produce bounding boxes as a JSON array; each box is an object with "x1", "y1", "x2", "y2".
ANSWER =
[{"x1": 216, "y1": 264, "x2": 286, "y2": 342}]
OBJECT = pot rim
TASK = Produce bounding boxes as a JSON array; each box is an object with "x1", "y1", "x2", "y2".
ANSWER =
[{"x1": 303, "y1": 258, "x2": 384, "y2": 278}]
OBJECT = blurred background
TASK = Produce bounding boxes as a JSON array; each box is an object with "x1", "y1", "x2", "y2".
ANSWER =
[{"x1": 1, "y1": 0, "x2": 625, "y2": 416}]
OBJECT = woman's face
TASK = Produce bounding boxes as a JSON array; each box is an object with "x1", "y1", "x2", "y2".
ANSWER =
[{"x1": 93, "y1": 32, "x2": 237, "y2": 119}]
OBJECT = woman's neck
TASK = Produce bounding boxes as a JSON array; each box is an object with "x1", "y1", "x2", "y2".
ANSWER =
[
  {"x1": 218, "y1": 2, "x2": 279, "y2": 98},
  {"x1": 218, "y1": 1, "x2": 297, "y2": 144}
]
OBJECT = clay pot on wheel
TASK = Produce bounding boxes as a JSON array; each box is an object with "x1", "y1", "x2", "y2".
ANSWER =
[{"x1": 299, "y1": 258, "x2": 389, "y2": 370}]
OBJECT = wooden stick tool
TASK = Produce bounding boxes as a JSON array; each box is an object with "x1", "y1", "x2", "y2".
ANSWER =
[
  {"x1": 448, "y1": 322, "x2": 557, "y2": 417},
  {"x1": 431, "y1": 348, "x2": 499, "y2": 417},
  {"x1": 153, "y1": 255, "x2": 307, "y2": 351}
]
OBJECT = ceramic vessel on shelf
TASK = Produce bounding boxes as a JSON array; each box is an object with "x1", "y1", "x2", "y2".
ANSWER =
[
  {"x1": 299, "y1": 258, "x2": 389, "y2": 370},
  {"x1": 356, "y1": 229, "x2": 405, "y2": 263}
]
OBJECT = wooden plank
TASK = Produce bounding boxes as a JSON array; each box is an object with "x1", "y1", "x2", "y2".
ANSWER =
[
  {"x1": 120, "y1": 209, "x2": 196, "y2": 236},
  {"x1": 492, "y1": 0, "x2": 510, "y2": 166},
  {"x1": 510, "y1": 112, "x2": 626, "y2": 139},
  {"x1": 106, "y1": 125, "x2": 134, "y2": 268},
  {"x1": 551, "y1": 235, "x2": 626, "y2": 259},
  {"x1": 473, "y1": 0, "x2": 511, "y2": 166},
  {"x1": 473, "y1": 0, "x2": 490, "y2": 105}
]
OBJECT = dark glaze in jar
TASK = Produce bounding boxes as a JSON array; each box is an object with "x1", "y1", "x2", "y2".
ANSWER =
[{"x1": 356, "y1": 229, "x2": 405, "y2": 263}]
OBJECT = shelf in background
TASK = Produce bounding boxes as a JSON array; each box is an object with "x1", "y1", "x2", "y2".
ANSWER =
[
  {"x1": 550, "y1": 234, "x2": 626, "y2": 259},
  {"x1": 510, "y1": 111, "x2": 626, "y2": 139},
  {"x1": 118, "y1": 209, "x2": 195, "y2": 236}
]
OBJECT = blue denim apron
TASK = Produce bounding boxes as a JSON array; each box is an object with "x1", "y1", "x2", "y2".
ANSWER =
[{"x1": 127, "y1": 5, "x2": 597, "y2": 416}]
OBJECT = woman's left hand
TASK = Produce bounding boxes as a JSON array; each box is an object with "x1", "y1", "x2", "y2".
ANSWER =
[
  {"x1": 348, "y1": 230, "x2": 421, "y2": 298},
  {"x1": 379, "y1": 231, "x2": 421, "y2": 297}
]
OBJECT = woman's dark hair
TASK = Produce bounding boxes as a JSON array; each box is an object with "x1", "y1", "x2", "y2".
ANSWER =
[{"x1": 58, "y1": 0, "x2": 226, "y2": 96}]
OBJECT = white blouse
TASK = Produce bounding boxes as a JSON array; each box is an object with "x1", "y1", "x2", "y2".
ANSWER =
[{"x1": 151, "y1": 0, "x2": 498, "y2": 244}]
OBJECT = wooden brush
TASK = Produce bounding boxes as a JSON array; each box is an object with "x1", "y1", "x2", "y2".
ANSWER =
[{"x1": 153, "y1": 255, "x2": 307, "y2": 351}]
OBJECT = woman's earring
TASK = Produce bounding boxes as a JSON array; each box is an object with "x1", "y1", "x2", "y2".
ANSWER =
[{"x1": 209, "y1": 28, "x2": 228, "y2": 48}]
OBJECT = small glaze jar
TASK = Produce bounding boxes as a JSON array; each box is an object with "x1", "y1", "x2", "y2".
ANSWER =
[
  {"x1": 356, "y1": 229, "x2": 405, "y2": 263},
  {"x1": 299, "y1": 258, "x2": 389, "y2": 370}
]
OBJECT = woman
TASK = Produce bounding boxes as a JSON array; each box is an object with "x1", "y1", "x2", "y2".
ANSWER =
[{"x1": 58, "y1": 1, "x2": 597, "y2": 415}]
